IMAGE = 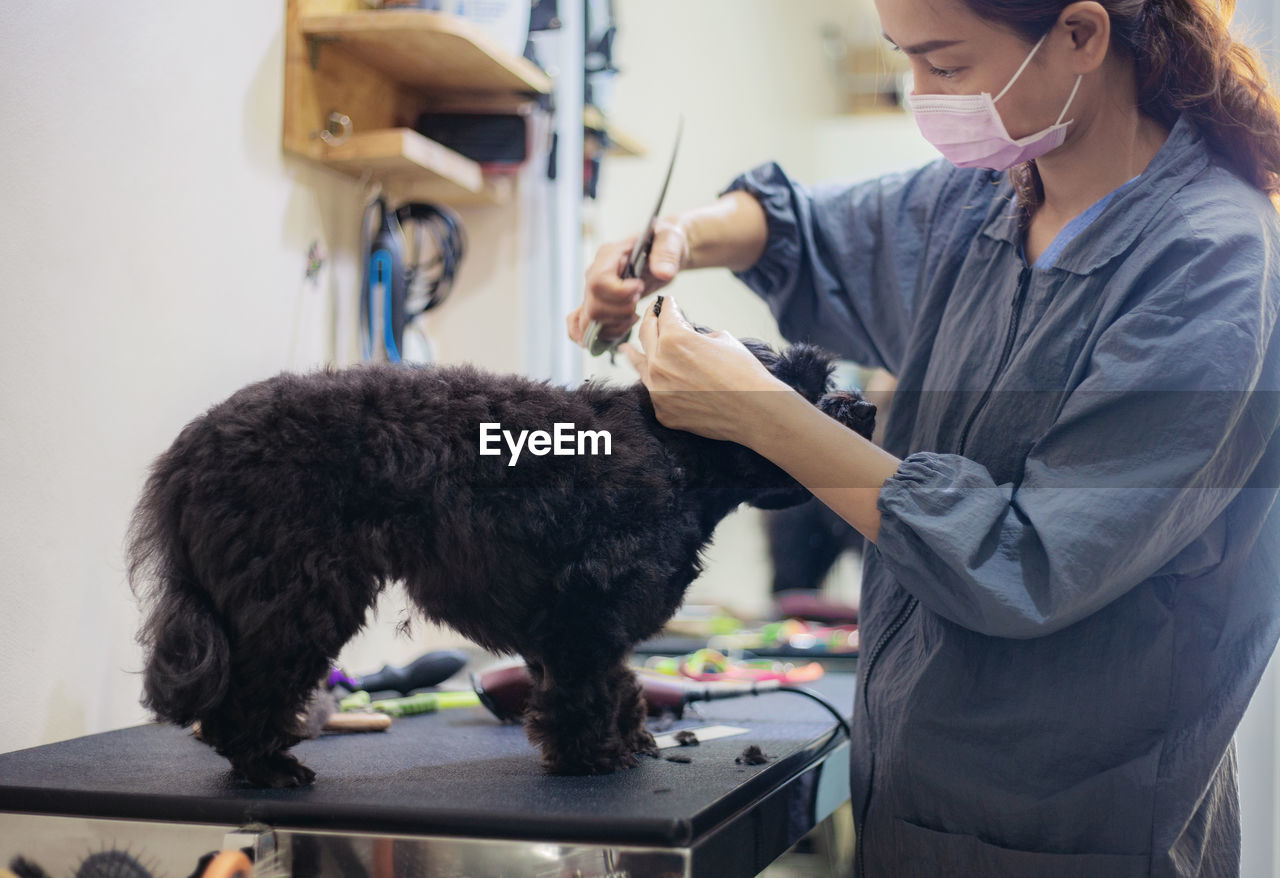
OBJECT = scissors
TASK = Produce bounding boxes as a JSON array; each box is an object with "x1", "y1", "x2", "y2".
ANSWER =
[{"x1": 583, "y1": 116, "x2": 684, "y2": 361}]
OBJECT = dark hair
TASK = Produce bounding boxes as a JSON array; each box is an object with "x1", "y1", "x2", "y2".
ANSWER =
[{"x1": 960, "y1": 0, "x2": 1280, "y2": 208}]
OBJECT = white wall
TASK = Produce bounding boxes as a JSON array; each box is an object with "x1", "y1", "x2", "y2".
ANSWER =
[
  {"x1": 0, "y1": 2, "x2": 531, "y2": 753},
  {"x1": 0, "y1": 0, "x2": 856, "y2": 755},
  {"x1": 1231, "y1": 31, "x2": 1280, "y2": 878},
  {"x1": 1234, "y1": 0, "x2": 1280, "y2": 73}
]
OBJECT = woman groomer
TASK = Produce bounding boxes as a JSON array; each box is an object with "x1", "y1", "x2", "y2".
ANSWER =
[{"x1": 570, "y1": 0, "x2": 1280, "y2": 875}]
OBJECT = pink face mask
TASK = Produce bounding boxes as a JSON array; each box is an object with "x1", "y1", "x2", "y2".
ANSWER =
[{"x1": 907, "y1": 32, "x2": 1083, "y2": 171}]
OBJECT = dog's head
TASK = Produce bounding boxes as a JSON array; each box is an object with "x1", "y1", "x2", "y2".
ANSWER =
[{"x1": 683, "y1": 325, "x2": 877, "y2": 512}]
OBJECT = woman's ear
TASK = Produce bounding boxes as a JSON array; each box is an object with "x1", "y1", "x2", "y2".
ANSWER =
[
  {"x1": 772, "y1": 343, "x2": 837, "y2": 402},
  {"x1": 1058, "y1": 1, "x2": 1111, "y2": 74}
]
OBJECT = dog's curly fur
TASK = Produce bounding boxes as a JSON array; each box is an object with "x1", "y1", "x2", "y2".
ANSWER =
[{"x1": 128, "y1": 337, "x2": 875, "y2": 787}]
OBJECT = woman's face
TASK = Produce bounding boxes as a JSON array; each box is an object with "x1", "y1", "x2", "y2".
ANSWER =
[{"x1": 874, "y1": 0, "x2": 1081, "y2": 140}]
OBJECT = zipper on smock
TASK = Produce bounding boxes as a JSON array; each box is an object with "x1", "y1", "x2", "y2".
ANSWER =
[
  {"x1": 955, "y1": 265, "x2": 1033, "y2": 457},
  {"x1": 854, "y1": 264, "x2": 1033, "y2": 877},
  {"x1": 855, "y1": 590, "x2": 917, "y2": 878}
]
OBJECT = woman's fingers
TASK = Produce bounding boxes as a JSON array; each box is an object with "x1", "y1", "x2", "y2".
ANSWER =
[
  {"x1": 568, "y1": 237, "x2": 644, "y2": 349},
  {"x1": 566, "y1": 306, "x2": 587, "y2": 345},
  {"x1": 571, "y1": 221, "x2": 694, "y2": 348},
  {"x1": 619, "y1": 341, "x2": 645, "y2": 375},
  {"x1": 645, "y1": 220, "x2": 689, "y2": 285}
]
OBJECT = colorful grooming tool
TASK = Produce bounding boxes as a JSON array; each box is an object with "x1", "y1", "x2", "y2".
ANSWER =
[{"x1": 339, "y1": 689, "x2": 480, "y2": 717}]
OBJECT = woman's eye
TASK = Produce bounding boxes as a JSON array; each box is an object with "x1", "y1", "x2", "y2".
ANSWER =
[{"x1": 885, "y1": 41, "x2": 959, "y2": 77}]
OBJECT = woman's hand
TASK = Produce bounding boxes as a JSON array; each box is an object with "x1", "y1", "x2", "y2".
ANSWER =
[
  {"x1": 620, "y1": 296, "x2": 899, "y2": 544},
  {"x1": 566, "y1": 219, "x2": 691, "y2": 347},
  {"x1": 618, "y1": 295, "x2": 786, "y2": 444}
]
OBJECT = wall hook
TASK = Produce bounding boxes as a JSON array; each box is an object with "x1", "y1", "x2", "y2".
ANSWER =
[{"x1": 313, "y1": 110, "x2": 352, "y2": 147}]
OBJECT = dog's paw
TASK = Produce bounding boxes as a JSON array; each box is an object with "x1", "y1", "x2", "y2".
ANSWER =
[
  {"x1": 612, "y1": 751, "x2": 640, "y2": 771},
  {"x1": 543, "y1": 743, "x2": 640, "y2": 775},
  {"x1": 626, "y1": 728, "x2": 660, "y2": 759},
  {"x1": 235, "y1": 751, "x2": 317, "y2": 788}
]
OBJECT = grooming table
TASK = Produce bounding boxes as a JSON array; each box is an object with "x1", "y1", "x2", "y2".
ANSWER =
[{"x1": 0, "y1": 674, "x2": 856, "y2": 878}]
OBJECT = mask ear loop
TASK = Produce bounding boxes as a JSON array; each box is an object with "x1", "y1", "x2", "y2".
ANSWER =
[
  {"x1": 1053, "y1": 75, "x2": 1083, "y2": 125},
  {"x1": 993, "y1": 29, "x2": 1084, "y2": 127},
  {"x1": 994, "y1": 31, "x2": 1050, "y2": 103}
]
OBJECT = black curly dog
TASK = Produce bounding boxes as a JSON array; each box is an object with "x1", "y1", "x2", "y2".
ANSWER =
[{"x1": 128, "y1": 327, "x2": 875, "y2": 787}]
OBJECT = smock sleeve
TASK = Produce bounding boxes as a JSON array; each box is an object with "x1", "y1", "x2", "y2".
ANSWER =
[
  {"x1": 720, "y1": 158, "x2": 977, "y2": 373},
  {"x1": 873, "y1": 232, "x2": 1280, "y2": 639}
]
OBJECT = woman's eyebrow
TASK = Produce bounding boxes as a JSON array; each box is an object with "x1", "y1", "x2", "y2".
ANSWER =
[{"x1": 882, "y1": 33, "x2": 965, "y2": 54}]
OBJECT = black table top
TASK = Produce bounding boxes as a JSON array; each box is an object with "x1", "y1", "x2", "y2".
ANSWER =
[{"x1": 0, "y1": 674, "x2": 856, "y2": 848}]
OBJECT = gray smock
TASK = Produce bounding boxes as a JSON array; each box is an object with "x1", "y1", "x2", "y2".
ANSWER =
[{"x1": 722, "y1": 113, "x2": 1280, "y2": 877}]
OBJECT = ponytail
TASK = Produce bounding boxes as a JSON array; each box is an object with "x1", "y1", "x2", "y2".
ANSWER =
[{"x1": 1129, "y1": 0, "x2": 1280, "y2": 201}]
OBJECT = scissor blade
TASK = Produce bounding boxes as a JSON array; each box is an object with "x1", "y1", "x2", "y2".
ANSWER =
[
  {"x1": 649, "y1": 115, "x2": 683, "y2": 221},
  {"x1": 625, "y1": 116, "x2": 684, "y2": 276}
]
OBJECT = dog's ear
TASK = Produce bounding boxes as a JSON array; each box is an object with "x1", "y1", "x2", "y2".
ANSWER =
[
  {"x1": 738, "y1": 337, "x2": 782, "y2": 372},
  {"x1": 770, "y1": 343, "x2": 836, "y2": 403}
]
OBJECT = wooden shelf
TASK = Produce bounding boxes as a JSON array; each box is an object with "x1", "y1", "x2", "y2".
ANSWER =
[
  {"x1": 300, "y1": 10, "x2": 552, "y2": 96},
  {"x1": 584, "y1": 105, "x2": 647, "y2": 158},
  {"x1": 284, "y1": 1, "x2": 548, "y2": 200},
  {"x1": 389, "y1": 172, "x2": 515, "y2": 208},
  {"x1": 318, "y1": 127, "x2": 492, "y2": 195}
]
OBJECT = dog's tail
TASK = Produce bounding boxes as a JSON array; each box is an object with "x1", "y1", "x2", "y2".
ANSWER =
[{"x1": 127, "y1": 441, "x2": 230, "y2": 726}]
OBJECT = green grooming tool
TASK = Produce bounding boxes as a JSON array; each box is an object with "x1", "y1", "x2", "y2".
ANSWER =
[
  {"x1": 339, "y1": 689, "x2": 480, "y2": 717},
  {"x1": 370, "y1": 690, "x2": 481, "y2": 717},
  {"x1": 339, "y1": 690, "x2": 373, "y2": 712}
]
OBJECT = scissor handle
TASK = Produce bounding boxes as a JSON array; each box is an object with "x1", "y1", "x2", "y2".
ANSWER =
[
  {"x1": 584, "y1": 320, "x2": 632, "y2": 358},
  {"x1": 626, "y1": 236, "x2": 655, "y2": 282}
]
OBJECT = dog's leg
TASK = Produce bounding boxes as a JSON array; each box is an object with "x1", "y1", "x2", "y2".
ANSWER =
[
  {"x1": 611, "y1": 662, "x2": 658, "y2": 759},
  {"x1": 524, "y1": 652, "x2": 638, "y2": 775},
  {"x1": 200, "y1": 700, "x2": 316, "y2": 788},
  {"x1": 197, "y1": 568, "x2": 374, "y2": 788},
  {"x1": 197, "y1": 638, "x2": 323, "y2": 789}
]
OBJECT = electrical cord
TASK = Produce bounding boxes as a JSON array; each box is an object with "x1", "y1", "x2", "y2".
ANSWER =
[
  {"x1": 358, "y1": 194, "x2": 383, "y2": 362},
  {"x1": 681, "y1": 678, "x2": 852, "y2": 738},
  {"x1": 398, "y1": 202, "x2": 466, "y2": 316},
  {"x1": 359, "y1": 197, "x2": 466, "y2": 363},
  {"x1": 777, "y1": 685, "x2": 852, "y2": 738}
]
